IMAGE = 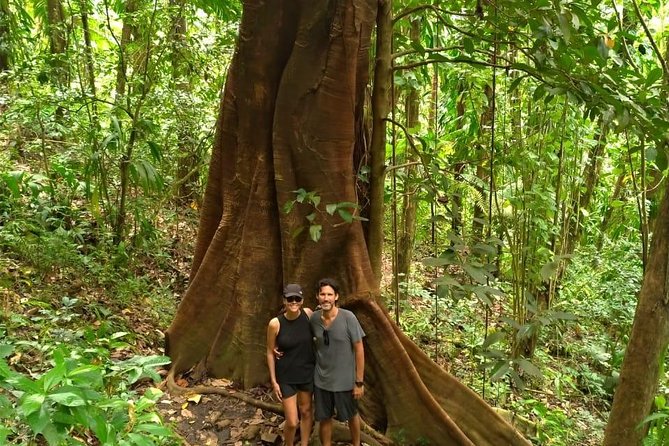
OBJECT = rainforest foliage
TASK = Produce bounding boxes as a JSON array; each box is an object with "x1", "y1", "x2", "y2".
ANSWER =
[{"x1": 0, "y1": 0, "x2": 668, "y2": 444}]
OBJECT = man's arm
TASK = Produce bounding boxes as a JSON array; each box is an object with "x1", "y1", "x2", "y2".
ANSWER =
[{"x1": 352, "y1": 339, "x2": 365, "y2": 399}]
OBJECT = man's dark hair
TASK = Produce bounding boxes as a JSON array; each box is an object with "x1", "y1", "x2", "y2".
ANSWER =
[{"x1": 317, "y1": 277, "x2": 340, "y2": 295}]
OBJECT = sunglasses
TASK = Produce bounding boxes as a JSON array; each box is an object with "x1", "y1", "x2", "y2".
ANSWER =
[
  {"x1": 323, "y1": 329, "x2": 330, "y2": 346},
  {"x1": 285, "y1": 295, "x2": 303, "y2": 303}
]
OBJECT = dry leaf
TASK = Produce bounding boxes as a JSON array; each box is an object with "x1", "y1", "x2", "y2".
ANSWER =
[{"x1": 187, "y1": 394, "x2": 202, "y2": 404}]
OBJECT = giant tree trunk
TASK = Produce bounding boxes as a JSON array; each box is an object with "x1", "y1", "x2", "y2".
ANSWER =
[
  {"x1": 166, "y1": 1, "x2": 530, "y2": 444},
  {"x1": 603, "y1": 180, "x2": 669, "y2": 446}
]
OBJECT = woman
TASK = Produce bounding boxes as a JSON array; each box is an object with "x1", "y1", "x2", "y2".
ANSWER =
[{"x1": 266, "y1": 283, "x2": 315, "y2": 446}]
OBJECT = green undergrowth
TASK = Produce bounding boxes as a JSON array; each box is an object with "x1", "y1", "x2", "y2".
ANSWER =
[
  {"x1": 388, "y1": 237, "x2": 647, "y2": 445},
  {"x1": 0, "y1": 186, "x2": 193, "y2": 444}
]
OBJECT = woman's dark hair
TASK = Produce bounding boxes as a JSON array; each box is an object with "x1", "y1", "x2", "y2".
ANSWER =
[{"x1": 317, "y1": 277, "x2": 340, "y2": 295}]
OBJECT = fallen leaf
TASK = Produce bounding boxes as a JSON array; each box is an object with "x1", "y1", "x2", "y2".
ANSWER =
[{"x1": 187, "y1": 394, "x2": 202, "y2": 404}]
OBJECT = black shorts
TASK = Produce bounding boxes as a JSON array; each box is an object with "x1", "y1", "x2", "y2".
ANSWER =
[
  {"x1": 279, "y1": 381, "x2": 313, "y2": 399},
  {"x1": 314, "y1": 386, "x2": 358, "y2": 422}
]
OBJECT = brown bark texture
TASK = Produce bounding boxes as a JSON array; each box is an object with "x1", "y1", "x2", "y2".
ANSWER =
[
  {"x1": 166, "y1": 1, "x2": 530, "y2": 444},
  {"x1": 603, "y1": 180, "x2": 669, "y2": 446}
]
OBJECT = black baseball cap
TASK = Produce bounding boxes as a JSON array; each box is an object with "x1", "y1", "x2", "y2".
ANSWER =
[{"x1": 283, "y1": 284, "x2": 303, "y2": 298}]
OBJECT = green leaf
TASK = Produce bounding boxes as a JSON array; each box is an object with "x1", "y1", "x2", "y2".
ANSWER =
[
  {"x1": 433, "y1": 275, "x2": 461, "y2": 287},
  {"x1": 26, "y1": 404, "x2": 51, "y2": 436},
  {"x1": 306, "y1": 212, "x2": 316, "y2": 223},
  {"x1": 337, "y1": 208, "x2": 353, "y2": 223},
  {"x1": 0, "y1": 343, "x2": 13, "y2": 359},
  {"x1": 2, "y1": 172, "x2": 22, "y2": 198},
  {"x1": 309, "y1": 225, "x2": 322, "y2": 242},
  {"x1": 0, "y1": 394, "x2": 14, "y2": 418},
  {"x1": 482, "y1": 331, "x2": 506, "y2": 349},
  {"x1": 147, "y1": 141, "x2": 163, "y2": 162},
  {"x1": 127, "y1": 432, "x2": 155, "y2": 446},
  {"x1": 641, "y1": 412, "x2": 669, "y2": 426},
  {"x1": 48, "y1": 386, "x2": 88, "y2": 407},
  {"x1": 326, "y1": 203, "x2": 337, "y2": 215},
  {"x1": 283, "y1": 200, "x2": 295, "y2": 214},
  {"x1": 135, "y1": 423, "x2": 173, "y2": 436},
  {"x1": 19, "y1": 393, "x2": 46, "y2": 417},
  {"x1": 463, "y1": 37, "x2": 474, "y2": 54},
  {"x1": 646, "y1": 67, "x2": 663, "y2": 87},
  {"x1": 41, "y1": 361, "x2": 66, "y2": 392},
  {"x1": 421, "y1": 257, "x2": 451, "y2": 267},
  {"x1": 508, "y1": 76, "x2": 524, "y2": 93},
  {"x1": 293, "y1": 188, "x2": 307, "y2": 203},
  {"x1": 540, "y1": 261, "x2": 559, "y2": 281},
  {"x1": 309, "y1": 194, "x2": 321, "y2": 207},
  {"x1": 508, "y1": 369, "x2": 525, "y2": 390},
  {"x1": 490, "y1": 361, "x2": 510, "y2": 381},
  {"x1": 462, "y1": 264, "x2": 488, "y2": 284},
  {"x1": 515, "y1": 358, "x2": 543, "y2": 378},
  {"x1": 549, "y1": 311, "x2": 578, "y2": 321},
  {"x1": 0, "y1": 426, "x2": 11, "y2": 444}
]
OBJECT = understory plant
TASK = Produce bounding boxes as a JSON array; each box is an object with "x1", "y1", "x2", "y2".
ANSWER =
[{"x1": 0, "y1": 340, "x2": 175, "y2": 445}]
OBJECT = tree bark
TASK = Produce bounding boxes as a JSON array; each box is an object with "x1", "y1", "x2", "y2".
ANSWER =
[
  {"x1": 166, "y1": 1, "x2": 530, "y2": 444},
  {"x1": 603, "y1": 179, "x2": 669, "y2": 446},
  {"x1": 0, "y1": 0, "x2": 10, "y2": 72},
  {"x1": 367, "y1": 0, "x2": 392, "y2": 284},
  {"x1": 46, "y1": 0, "x2": 68, "y2": 85}
]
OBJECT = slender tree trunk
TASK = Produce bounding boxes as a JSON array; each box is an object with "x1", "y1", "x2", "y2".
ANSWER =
[
  {"x1": 597, "y1": 170, "x2": 625, "y2": 249},
  {"x1": 603, "y1": 179, "x2": 669, "y2": 446},
  {"x1": 451, "y1": 82, "x2": 466, "y2": 236},
  {"x1": 473, "y1": 84, "x2": 493, "y2": 242},
  {"x1": 367, "y1": 0, "x2": 392, "y2": 285},
  {"x1": 395, "y1": 19, "x2": 420, "y2": 292},
  {"x1": 0, "y1": 0, "x2": 11, "y2": 72},
  {"x1": 170, "y1": 0, "x2": 199, "y2": 204},
  {"x1": 114, "y1": 0, "x2": 139, "y2": 100},
  {"x1": 564, "y1": 123, "x2": 606, "y2": 256},
  {"x1": 46, "y1": 0, "x2": 68, "y2": 86},
  {"x1": 114, "y1": 0, "x2": 156, "y2": 244},
  {"x1": 166, "y1": 2, "x2": 530, "y2": 444}
]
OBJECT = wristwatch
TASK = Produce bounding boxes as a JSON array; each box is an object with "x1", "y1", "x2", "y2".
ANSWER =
[{"x1": 355, "y1": 381, "x2": 364, "y2": 387}]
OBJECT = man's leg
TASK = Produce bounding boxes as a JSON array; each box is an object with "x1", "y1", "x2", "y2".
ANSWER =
[
  {"x1": 319, "y1": 417, "x2": 333, "y2": 446},
  {"x1": 348, "y1": 413, "x2": 361, "y2": 446}
]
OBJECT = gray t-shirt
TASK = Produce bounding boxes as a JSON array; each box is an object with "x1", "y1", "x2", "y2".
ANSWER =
[{"x1": 310, "y1": 308, "x2": 365, "y2": 392}]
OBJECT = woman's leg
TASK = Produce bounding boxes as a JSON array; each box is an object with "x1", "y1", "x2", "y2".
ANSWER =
[
  {"x1": 282, "y1": 394, "x2": 299, "y2": 446},
  {"x1": 296, "y1": 391, "x2": 313, "y2": 446}
]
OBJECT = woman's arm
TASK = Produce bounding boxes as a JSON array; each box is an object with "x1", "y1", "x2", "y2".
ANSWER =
[{"x1": 266, "y1": 318, "x2": 282, "y2": 400}]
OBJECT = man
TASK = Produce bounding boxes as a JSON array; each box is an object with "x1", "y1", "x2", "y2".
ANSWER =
[{"x1": 310, "y1": 278, "x2": 365, "y2": 446}]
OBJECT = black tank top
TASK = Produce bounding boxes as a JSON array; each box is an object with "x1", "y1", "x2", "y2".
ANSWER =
[{"x1": 276, "y1": 311, "x2": 315, "y2": 384}]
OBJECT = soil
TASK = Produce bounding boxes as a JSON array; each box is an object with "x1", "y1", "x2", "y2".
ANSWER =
[
  {"x1": 154, "y1": 380, "x2": 354, "y2": 446},
  {"x1": 156, "y1": 388, "x2": 285, "y2": 446}
]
